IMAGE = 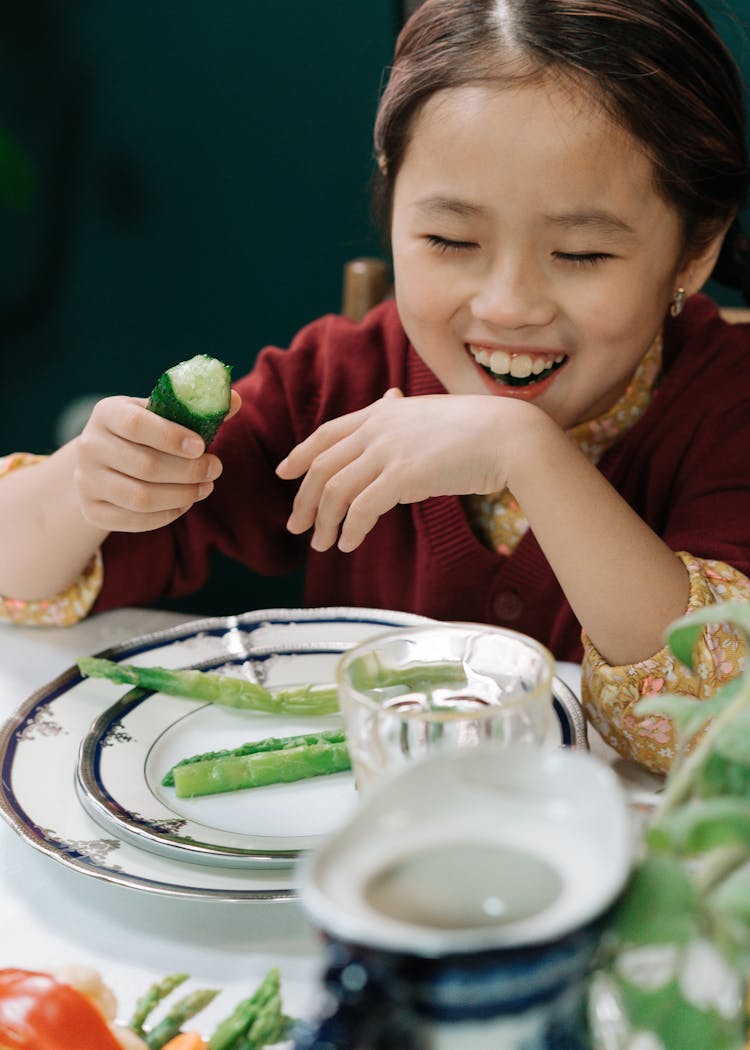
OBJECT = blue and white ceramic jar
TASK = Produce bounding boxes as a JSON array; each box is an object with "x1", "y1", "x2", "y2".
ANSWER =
[{"x1": 294, "y1": 746, "x2": 633, "y2": 1050}]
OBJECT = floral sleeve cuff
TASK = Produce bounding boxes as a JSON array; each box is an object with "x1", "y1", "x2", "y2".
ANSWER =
[
  {"x1": 581, "y1": 552, "x2": 750, "y2": 774},
  {"x1": 0, "y1": 453, "x2": 103, "y2": 627}
]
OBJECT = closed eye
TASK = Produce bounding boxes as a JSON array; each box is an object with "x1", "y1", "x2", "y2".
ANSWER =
[
  {"x1": 554, "y1": 251, "x2": 614, "y2": 267},
  {"x1": 425, "y1": 234, "x2": 478, "y2": 254}
]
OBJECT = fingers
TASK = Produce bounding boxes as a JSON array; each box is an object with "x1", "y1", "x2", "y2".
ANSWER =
[
  {"x1": 276, "y1": 390, "x2": 503, "y2": 555},
  {"x1": 226, "y1": 389, "x2": 242, "y2": 420},
  {"x1": 284, "y1": 438, "x2": 366, "y2": 536},
  {"x1": 77, "y1": 460, "x2": 214, "y2": 512},
  {"x1": 85, "y1": 430, "x2": 221, "y2": 486},
  {"x1": 276, "y1": 411, "x2": 367, "y2": 481},
  {"x1": 287, "y1": 436, "x2": 407, "y2": 552},
  {"x1": 337, "y1": 476, "x2": 399, "y2": 552},
  {"x1": 73, "y1": 395, "x2": 225, "y2": 533},
  {"x1": 276, "y1": 391, "x2": 398, "y2": 481},
  {"x1": 278, "y1": 392, "x2": 403, "y2": 550},
  {"x1": 307, "y1": 458, "x2": 382, "y2": 551},
  {"x1": 299, "y1": 462, "x2": 400, "y2": 553},
  {"x1": 77, "y1": 498, "x2": 192, "y2": 534},
  {"x1": 91, "y1": 396, "x2": 207, "y2": 458}
]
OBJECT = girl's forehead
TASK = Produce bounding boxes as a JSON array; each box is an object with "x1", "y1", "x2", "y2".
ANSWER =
[
  {"x1": 399, "y1": 79, "x2": 660, "y2": 207},
  {"x1": 414, "y1": 77, "x2": 617, "y2": 150}
]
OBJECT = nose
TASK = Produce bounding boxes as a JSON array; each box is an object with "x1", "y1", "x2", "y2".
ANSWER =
[{"x1": 470, "y1": 256, "x2": 555, "y2": 330}]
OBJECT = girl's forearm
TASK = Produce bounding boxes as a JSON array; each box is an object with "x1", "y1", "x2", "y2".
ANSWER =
[
  {"x1": 508, "y1": 418, "x2": 689, "y2": 667},
  {"x1": 0, "y1": 441, "x2": 109, "y2": 601}
]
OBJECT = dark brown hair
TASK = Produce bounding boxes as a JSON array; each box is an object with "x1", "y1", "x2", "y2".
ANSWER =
[{"x1": 373, "y1": 0, "x2": 750, "y2": 297}]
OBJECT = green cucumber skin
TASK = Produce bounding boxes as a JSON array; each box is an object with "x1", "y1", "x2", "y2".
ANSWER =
[
  {"x1": 147, "y1": 355, "x2": 232, "y2": 446},
  {"x1": 147, "y1": 374, "x2": 224, "y2": 445}
]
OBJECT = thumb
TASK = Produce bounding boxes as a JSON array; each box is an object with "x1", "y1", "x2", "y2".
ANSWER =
[
  {"x1": 226, "y1": 389, "x2": 242, "y2": 420},
  {"x1": 382, "y1": 386, "x2": 404, "y2": 400}
]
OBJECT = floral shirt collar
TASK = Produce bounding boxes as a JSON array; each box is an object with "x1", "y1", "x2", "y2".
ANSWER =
[{"x1": 566, "y1": 331, "x2": 662, "y2": 464}]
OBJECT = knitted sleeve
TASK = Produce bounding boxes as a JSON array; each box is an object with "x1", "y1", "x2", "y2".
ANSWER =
[
  {"x1": 581, "y1": 552, "x2": 749, "y2": 773},
  {"x1": 0, "y1": 454, "x2": 103, "y2": 627}
]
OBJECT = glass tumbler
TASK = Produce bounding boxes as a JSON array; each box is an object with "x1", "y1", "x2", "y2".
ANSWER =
[{"x1": 336, "y1": 622, "x2": 554, "y2": 793}]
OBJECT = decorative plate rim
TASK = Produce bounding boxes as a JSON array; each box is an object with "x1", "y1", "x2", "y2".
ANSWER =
[{"x1": 0, "y1": 607, "x2": 438, "y2": 901}]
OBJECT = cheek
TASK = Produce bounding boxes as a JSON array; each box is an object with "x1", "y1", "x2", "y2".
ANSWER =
[
  {"x1": 394, "y1": 255, "x2": 458, "y2": 326},
  {"x1": 579, "y1": 277, "x2": 666, "y2": 344}
]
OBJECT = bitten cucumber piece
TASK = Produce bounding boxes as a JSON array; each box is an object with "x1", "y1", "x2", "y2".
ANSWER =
[{"x1": 148, "y1": 353, "x2": 232, "y2": 446}]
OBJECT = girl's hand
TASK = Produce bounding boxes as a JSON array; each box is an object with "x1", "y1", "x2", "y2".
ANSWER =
[
  {"x1": 276, "y1": 388, "x2": 536, "y2": 552},
  {"x1": 72, "y1": 391, "x2": 241, "y2": 533}
]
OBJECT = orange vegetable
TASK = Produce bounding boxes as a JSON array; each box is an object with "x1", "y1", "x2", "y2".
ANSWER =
[
  {"x1": 162, "y1": 1034, "x2": 207, "y2": 1050},
  {"x1": 0, "y1": 969, "x2": 121, "y2": 1050}
]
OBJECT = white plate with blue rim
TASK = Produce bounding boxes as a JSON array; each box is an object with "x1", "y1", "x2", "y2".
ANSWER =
[{"x1": 0, "y1": 607, "x2": 587, "y2": 901}]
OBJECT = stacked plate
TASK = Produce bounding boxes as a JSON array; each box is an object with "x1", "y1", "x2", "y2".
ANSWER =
[{"x1": 0, "y1": 608, "x2": 587, "y2": 901}]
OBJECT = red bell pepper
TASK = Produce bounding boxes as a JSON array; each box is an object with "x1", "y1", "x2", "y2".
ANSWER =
[{"x1": 0, "y1": 969, "x2": 122, "y2": 1050}]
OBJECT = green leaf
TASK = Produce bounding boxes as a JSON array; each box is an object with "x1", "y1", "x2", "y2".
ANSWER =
[
  {"x1": 708, "y1": 861, "x2": 750, "y2": 928},
  {"x1": 712, "y1": 708, "x2": 750, "y2": 767},
  {"x1": 698, "y1": 750, "x2": 750, "y2": 800},
  {"x1": 616, "y1": 976, "x2": 744, "y2": 1050},
  {"x1": 666, "y1": 601, "x2": 750, "y2": 670},
  {"x1": 612, "y1": 855, "x2": 699, "y2": 946},
  {"x1": 669, "y1": 623, "x2": 705, "y2": 671},
  {"x1": 649, "y1": 797, "x2": 750, "y2": 855}
]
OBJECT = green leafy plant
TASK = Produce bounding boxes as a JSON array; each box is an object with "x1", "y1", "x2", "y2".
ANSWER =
[{"x1": 589, "y1": 601, "x2": 750, "y2": 1050}]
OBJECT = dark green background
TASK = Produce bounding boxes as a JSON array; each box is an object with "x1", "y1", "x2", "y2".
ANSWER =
[{"x1": 0, "y1": 1, "x2": 748, "y2": 615}]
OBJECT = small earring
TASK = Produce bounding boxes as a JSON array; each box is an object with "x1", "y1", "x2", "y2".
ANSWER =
[{"x1": 670, "y1": 287, "x2": 686, "y2": 317}]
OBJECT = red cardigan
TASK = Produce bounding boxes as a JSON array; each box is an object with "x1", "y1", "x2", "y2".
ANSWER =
[{"x1": 95, "y1": 294, "x2": 750, "y2": 662}]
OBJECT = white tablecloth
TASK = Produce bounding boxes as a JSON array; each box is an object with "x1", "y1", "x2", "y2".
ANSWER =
[{"x1": 0, "y1": 607, "x2": 658, "y2": 1034}]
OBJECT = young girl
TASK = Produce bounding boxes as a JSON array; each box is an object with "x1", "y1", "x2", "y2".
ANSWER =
[{"x1": 1, "y1": 0, "x2": 749, "y2": 774}]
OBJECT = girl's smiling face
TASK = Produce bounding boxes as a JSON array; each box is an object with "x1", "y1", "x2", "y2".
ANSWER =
[{"x1": 390, "y1": 78, "x2": 708, "y2": 429}]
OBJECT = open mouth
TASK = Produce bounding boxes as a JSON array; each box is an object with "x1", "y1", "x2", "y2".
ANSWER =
[{"x1": 468, "y1": 346, "x2": 568, "y2": 387}]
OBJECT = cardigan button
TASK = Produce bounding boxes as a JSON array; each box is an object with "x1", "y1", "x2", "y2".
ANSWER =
[{"x1": 492, "y1": 589, "x2": 523, "y2": 621}]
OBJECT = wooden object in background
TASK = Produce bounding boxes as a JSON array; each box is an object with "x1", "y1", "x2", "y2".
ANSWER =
[{"x1": 341, "y1": 257, "x2": 391, "y2": 322}]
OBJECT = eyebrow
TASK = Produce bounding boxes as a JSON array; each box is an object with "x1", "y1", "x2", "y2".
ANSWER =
[
  {"x1": 413, "y1": 198, "x2": 637, "y2": 237},
  {"x1": 545, "y1": 210, "x2": 636, "y2": 236},
  {"x1": 412, "y1": 195, "x2": 491, "y2": 220}
]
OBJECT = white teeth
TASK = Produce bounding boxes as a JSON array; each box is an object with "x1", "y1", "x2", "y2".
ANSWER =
[
  {"x1": 510, "y1": 354, "x2": 532, "y2": 378},
  {"x1": 469, "y1": 345, "x2": 564, "y2": 379},
  {"x1": 489, "y1": 350, "x2": 511, "y2": 374}
]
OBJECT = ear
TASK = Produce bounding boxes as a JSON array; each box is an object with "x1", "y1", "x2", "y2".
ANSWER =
[{"x1": 675, "y1": 215, "x2": 735, "y2": 296}]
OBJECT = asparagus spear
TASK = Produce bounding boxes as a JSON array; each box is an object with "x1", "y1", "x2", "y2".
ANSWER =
[
  {"x1": 77, "y1": 656, "x2": 340, "y2": 715},
  {"x1": 208, "y1": 969, "x2": 280, "y2": 1050},
  {"x1": 79, "y1": 654, "x2": 468, "y2": 718},
  {"x1": 129, "y1": 974, "x2": 189, "y2": 1036},
  {"x1": 172, "y1": 740, "x2": 351, "y2": 798},
  {"x1": 162, "y1": 729, "x2": 347, "y2": 786},
  {"x1": 236, "y1": 988, "x2": 284, "y2": 1049},
  {"x1": 145, "y1": 988, "x2": 220, "y2": 1049}
]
